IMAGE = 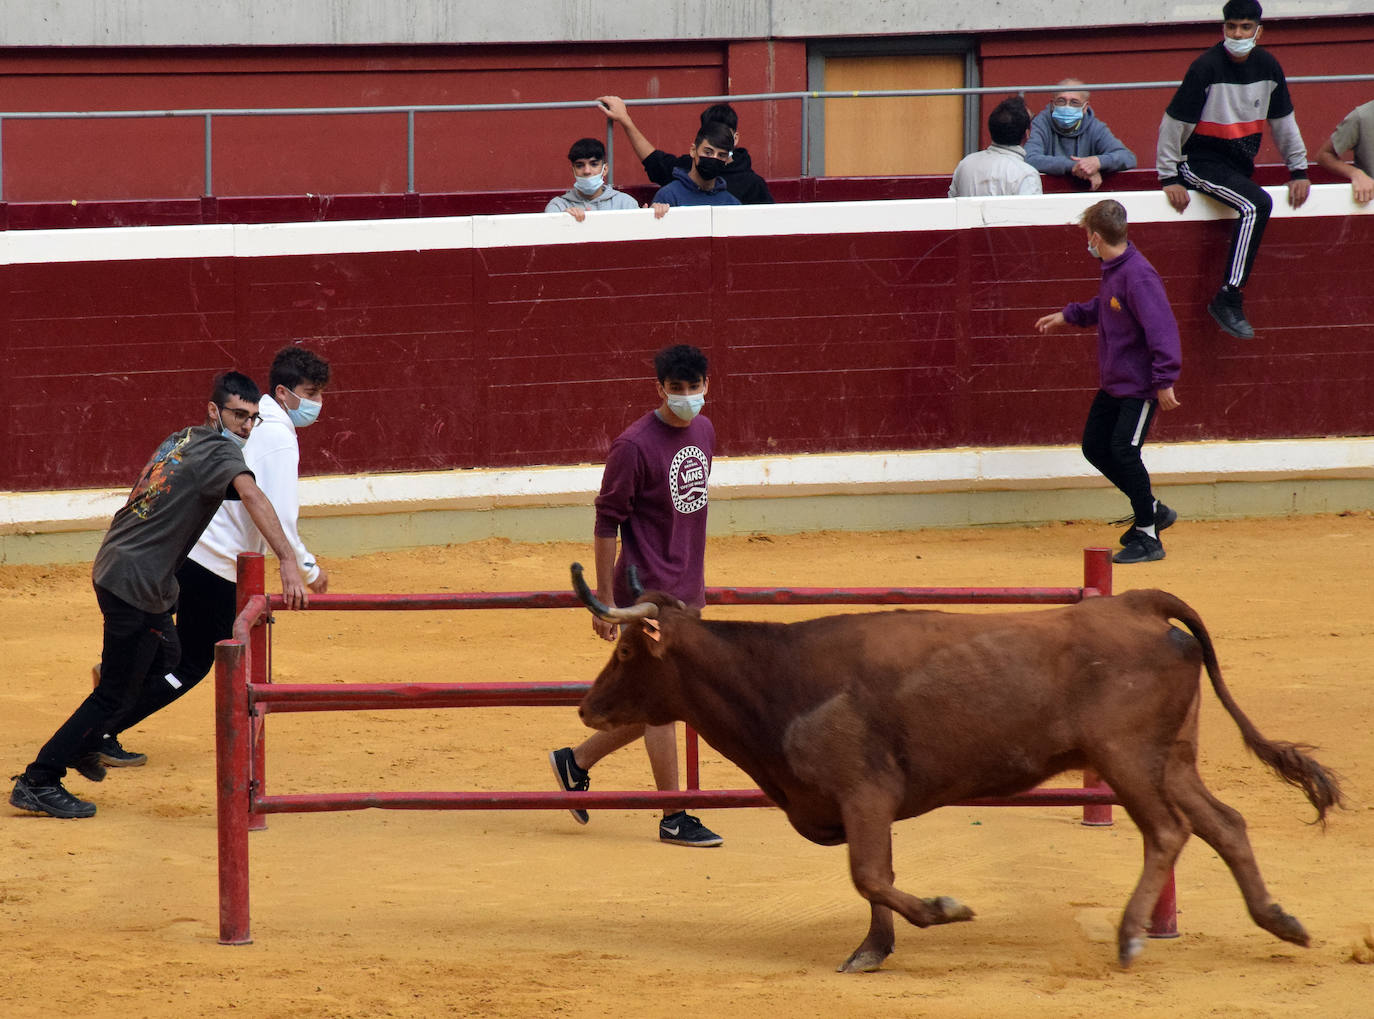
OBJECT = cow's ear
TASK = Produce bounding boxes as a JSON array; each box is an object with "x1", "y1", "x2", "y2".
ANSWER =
[{"x1": 640, "y1": 618, "x2": 669, "y2": 658}]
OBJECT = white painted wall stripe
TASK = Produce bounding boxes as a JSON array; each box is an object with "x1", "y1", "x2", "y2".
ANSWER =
[{"x1": 1, "y1": 185, "x2": 1368, "y2": 265}]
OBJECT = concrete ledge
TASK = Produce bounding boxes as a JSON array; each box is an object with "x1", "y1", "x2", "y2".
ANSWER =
[{"x1": 4, "y1": 437, "x2": 1373, "y2": 564}]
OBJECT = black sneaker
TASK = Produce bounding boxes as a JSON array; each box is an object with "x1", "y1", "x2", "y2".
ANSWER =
[
  {"x1": 1114, "y1": 530, "x2": 1166, "y2": 564},
  {"x1": 548, "y1": 747, "x2": 590, "y2": 825},
  {"x1": 659, "y1": 811, "x2": 723, "y2": 848},
  {"x1": 1119, "y1": 503, "x2": 1177, "y2": 547},
  {"x1": 72, "y1": 753, "x2": 107, "y2": 783},
  {"x1": 1207, "y1": 289, "x2": 1254, "y2": 339},
  {"x1": 97, "y1": 735, "x2": 147, "y2": 768},
  {"x1": 10, "y1": 774, "x2": 97, "y2": 819}
]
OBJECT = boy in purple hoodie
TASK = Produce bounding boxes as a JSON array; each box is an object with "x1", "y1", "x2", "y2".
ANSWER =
[{"x1": 1035, "y1": 199, "x2": 1183, "y2": 564}]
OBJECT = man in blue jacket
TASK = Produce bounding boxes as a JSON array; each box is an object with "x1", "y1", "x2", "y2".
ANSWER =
[
  {"x1": 1034, "y1": 199, "x2": 1183, "y2": 565},
  {"x1": 1025, "y1": 79, "x2": 1137, "y2": 190},
  {"x1": 649, "y1": 121, "x2": 742, "y2": 213}
]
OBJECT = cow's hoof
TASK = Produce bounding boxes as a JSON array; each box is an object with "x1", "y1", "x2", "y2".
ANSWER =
[
  {"x1": 922, "y1": 896, "x2": 975, "y2": 924},
  {"x1": 837, "y1": 947, "x2": 889, "y2": 973},
  {"x1": 1261, "y1": 903, "x2": 1309, "y2": 947},
  {"x1": 1118, "y1": 934, "x2": 1146, "y2": 967}
]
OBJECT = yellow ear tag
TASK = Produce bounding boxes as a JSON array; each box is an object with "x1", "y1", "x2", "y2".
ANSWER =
[{"x1": 643, "y1": 619, "x2": 662, "y2": 642}]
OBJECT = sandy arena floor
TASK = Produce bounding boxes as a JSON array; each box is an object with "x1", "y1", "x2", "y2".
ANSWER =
[{"x1": 3, "y1": 516, "x2": 1373, "y2": 1018}]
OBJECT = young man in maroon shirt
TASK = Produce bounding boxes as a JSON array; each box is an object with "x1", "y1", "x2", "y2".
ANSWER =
[{"x1": 549, "y1": 344, "x2": 723, "y2": 847}]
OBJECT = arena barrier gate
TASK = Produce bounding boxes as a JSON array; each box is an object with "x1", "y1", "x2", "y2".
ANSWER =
[{"x1": 215, "y1": 548, "x2": 1178, "y2": 945}]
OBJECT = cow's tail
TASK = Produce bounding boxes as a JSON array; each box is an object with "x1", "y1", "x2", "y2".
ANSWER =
[{"x1": 1156, "y1": 591, "x2": 1345, "y2": 826}]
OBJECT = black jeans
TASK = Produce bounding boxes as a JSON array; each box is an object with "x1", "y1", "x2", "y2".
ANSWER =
[
  {"x1": 27, "y1": 585, "x2": 180, "y2": 784},
  {"x1": 112, "y1": 558, "x2": 238, "y2": 738},
  {"x1": 1081, "y1": 390, "x2": 1159, "y2": 528}
]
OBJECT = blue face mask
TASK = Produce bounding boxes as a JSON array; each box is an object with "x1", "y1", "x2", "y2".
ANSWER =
[
  {"x1": 665, "y1": 392, "x2": 706, "y2": 422},
  {"x1": 214, "y1": 410, "x2": 249, "y2": 449},
  {"x1": 1052, "y1": 106, "x2": 1084, "y2": 130},
  {"x1": 285, "y1": 390, "x2": 322, "y2": 428},
  {"x1": 573, "y1": 173, "x2": 604, "y2": 195}
]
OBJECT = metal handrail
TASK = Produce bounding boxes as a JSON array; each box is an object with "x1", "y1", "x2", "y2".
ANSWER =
[{"x1": 2, "y1": 73, "x2": 1371, "y2": 200}]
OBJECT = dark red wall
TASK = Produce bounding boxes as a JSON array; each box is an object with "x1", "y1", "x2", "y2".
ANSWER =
[
  {"x1": 0, "y1": 42, "x2": 804, "y2": 202},
  {"x1": 4, "y1": 208, "x2": 1371, "y2": 492}
]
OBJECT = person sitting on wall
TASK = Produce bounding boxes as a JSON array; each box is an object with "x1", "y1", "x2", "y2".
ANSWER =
[
  {"x1": 545, "y1": 137, "x2": 641, "y2": 221},
  {"x1": 648, "y1": 121, "x2": 743, "y2": 215},
  {"x1": 596, "y1": 94, "x2": 775, "y2": 205},
  {"x1": 1025, "y1": 78, "x2": 1137, "y2": 191},
  {"x1": 1156, "y1": 0, "x2": 1310, "y2": 340},
  {"x1": 1315, "y1": 98, "x2": 1374, "y2": 204},
  {"x1": 949, "y1": 96, "x2": 1043, "y2": 197}
]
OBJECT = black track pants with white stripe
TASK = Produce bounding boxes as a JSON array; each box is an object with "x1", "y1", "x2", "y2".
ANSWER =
[
  {"x1": 1082, "y1": 390, "x2": 1159, "y2": 527},
  {"x1": 1180, "y1": 157, "x2": 1272, "y2": 290}
]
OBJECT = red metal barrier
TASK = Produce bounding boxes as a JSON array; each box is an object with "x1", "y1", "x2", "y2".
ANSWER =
[{"x1": 215, "y1": 546, "x2": 1177, "y2": 944}]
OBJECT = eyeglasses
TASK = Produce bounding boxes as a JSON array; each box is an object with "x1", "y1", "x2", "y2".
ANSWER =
[
  {"x1": 1052, "y1": 97, "x2": 1087, "y2": 108},
  {"x1": 219, "y1": 405, "x2": 263, "y2": 427}
]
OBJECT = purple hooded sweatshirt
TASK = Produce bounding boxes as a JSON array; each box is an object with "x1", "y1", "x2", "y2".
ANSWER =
[{"x1": 1062, "y1": 242, "x2": 1182, "y2": 400}]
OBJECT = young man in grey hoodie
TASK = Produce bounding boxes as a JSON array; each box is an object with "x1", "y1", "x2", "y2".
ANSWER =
[
  {"x1": 1025, "y1": 79, "x2": 1137, "y2": 191},
  {"x1": 545, "y1": 137, "x2": 639, "y2": 221}
]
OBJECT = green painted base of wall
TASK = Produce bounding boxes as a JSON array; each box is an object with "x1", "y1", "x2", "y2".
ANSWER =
[{"x1": 7, "y1": 477, "x2": 1369, "y2": 567}]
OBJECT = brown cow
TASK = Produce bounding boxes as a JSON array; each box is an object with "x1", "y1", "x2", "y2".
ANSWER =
[{"x1": 570, "y1": 564, "x2": 1342, "y2": 973}]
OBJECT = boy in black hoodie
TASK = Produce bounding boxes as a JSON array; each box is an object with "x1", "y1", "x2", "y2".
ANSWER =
[{"x1": 597, "y1": 94, "x2": 775, "y2": 205}]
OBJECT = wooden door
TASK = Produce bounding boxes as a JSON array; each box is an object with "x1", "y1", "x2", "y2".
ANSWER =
[{"x1": 823, "y1": 54, "x2": 966, "y2": 175}]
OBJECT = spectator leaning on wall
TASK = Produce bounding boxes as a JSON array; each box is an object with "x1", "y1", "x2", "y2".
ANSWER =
[
  {"x1": 545, "y1": 136, "x2": 640, "y2": 221},
  {"x1": 1025, "y1": 78, "x2": 1137, "y2": 191},
  {"x1": 597, "y1": 95, "x2": 775, "y2": 205},
  {"x1": 1315, "y1": 98, "x2": 1374, "y2": 204},
  {"x1": 949, "y1": 96, "x2": 1042, "y2": 198}
]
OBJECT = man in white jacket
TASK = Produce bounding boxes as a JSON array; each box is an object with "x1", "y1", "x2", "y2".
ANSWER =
[{"x1": 96, "y1": 346, "x2": 332, "y2": 767}]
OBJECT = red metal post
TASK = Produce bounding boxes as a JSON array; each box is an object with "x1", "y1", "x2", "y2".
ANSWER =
[
  {"x1": 1148, "y1": 870, "x2": 1179, "y2": 938},
  {"x1": 1080, "y1": 547, "x2": 1115, "y2": 826},
  {"x1": 684, "y1": 725, "x2": 701, "y2": 791},
  {"x1": 215, "y1": 638, "x2": 252, "y2": 945},
  {"x1": 236, "y1": 553, "x2": 269, "y2": 833},
  {"x1": 1082, "y1": 546, "x2": 1113, "y2": 598}
]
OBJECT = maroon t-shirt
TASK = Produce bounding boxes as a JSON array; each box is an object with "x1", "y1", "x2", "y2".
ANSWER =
[{"x1": 594, "y1": 410, "x2": 714, "y2": 609}]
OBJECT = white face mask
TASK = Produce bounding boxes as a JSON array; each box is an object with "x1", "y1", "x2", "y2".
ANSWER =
[
  {"x1": 665, "y1": 392, "x2": 706, "y2": 422},
  {"x1": 1223, "y1": 33, "x2": 1257, "y2": 57}
]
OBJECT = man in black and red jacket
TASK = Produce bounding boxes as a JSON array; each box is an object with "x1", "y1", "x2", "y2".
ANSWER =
[{"x1": 1156, "y1": 0, "x2": 1309, "y2": 340}]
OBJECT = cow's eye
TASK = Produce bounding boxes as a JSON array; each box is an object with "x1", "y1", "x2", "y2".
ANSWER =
[{"x1": 616, "y1": 643, "x2": 633, "y2": 660}]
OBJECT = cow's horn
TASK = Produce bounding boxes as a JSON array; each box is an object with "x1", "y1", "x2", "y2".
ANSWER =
[
  {"x1": 570, "y1": 563, "x2": 660, "y2": 621},
  {"x1": 627, "y1": 564, "x2": 644, "y2": 600}
]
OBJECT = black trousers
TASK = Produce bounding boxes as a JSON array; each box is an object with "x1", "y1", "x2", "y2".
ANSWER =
[
  {"x1": 28, "y1": 586, "x2": 179, "y2": 784},
  {"x1": 1179, "y1": 156, "x2": 1273, "y2": 291},
  {"x1": 112, "y1": 558, "x2": 238, "y2": 737},
  {"x1": 1081, "y1": 390, "x2": 1159, "y2": 528}
]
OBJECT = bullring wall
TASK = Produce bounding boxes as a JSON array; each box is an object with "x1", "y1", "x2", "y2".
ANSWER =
[{"x1": 2, "y1": 186, "x2": 1372, "y2": 562}]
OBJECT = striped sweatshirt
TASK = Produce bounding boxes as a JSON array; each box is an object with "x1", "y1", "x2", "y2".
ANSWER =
[{"x1": 1156, "y1": 43, "x2": 1307, "y2": 185}]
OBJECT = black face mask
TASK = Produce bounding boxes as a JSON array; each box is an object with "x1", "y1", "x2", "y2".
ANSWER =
[{"x1": 696, "y1": 156, "x2": 728, "y2": 180}]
